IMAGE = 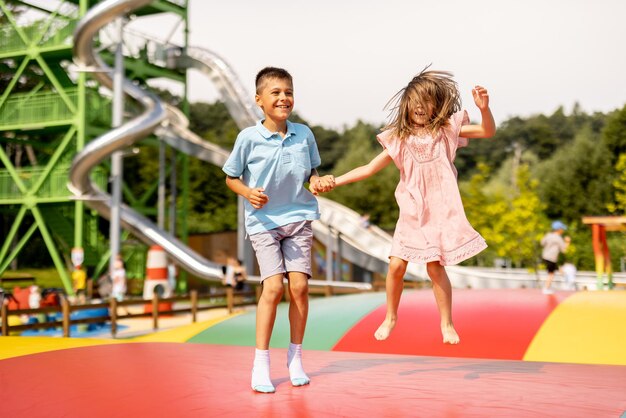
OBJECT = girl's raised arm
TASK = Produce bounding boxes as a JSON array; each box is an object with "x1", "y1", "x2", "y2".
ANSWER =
[
  {"x1": 335, "y1": 150, "x2": 393, "y2": 187},
  {"x1": 460, "y1": 85, "x2": 496, "y2": 139}
]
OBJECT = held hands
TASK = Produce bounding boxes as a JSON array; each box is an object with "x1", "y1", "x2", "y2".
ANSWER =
[
  {"x1": 309, "y1": 175, "x2": 335, "y2": 195},
  {"x1": 471, "y1": 85, "x2": 490, "y2": 111},
  {"x1": 246, "y1": 187, "x2": 269, "y2": 209}
]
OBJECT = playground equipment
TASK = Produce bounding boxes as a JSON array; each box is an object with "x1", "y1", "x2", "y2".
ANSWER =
[
  {"x1": 6, "y1": 0, "x2": 535, "y2": 292},
  {"x1": 0, "y1": 0, "x2": 195, "y2": 291},
  {"x1": 67, "y1": 0, "x2": 431, "y2": 286},
  {"x1": 69, "y1": 0, "x2": 226, "y2": 281}
]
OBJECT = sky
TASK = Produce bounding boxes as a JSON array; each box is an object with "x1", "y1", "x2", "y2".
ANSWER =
[{"x1": 132, "y1": 0, "x2": 626, "y2": 131}]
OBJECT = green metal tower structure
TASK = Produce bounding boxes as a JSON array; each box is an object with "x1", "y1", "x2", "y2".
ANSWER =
[{"x1": 0, "y1": 0, "x2": 189, "y2": 293}]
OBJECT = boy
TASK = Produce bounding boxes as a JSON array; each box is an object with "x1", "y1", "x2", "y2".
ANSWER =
[{"x1": 222, "y1": 67, "x2": 334, "y2": 393}]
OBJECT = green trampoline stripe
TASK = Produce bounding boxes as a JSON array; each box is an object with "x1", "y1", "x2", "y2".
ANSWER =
[{"x1": 187, "y1": 292, "x2": 386, "y2": 350}]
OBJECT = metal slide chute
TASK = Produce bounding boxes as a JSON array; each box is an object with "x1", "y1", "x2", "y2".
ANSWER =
[
  {"x1": 70, "y1": 0, "x2": 223, "y2": 280},
  {"x1": 171, "y1": 45, "x2": 262, "y2": 129},
  {"x1": 316, "y1": 197, "x2": 427, "y2": 280}
]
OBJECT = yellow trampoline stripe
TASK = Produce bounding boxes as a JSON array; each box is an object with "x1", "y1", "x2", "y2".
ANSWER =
[
  {"x1": 524, "y1": 291, "x2": 626, "y2": 365},
  {"x1": 0, "y1": 336, "x2": 123, "y2": 360},
  {"x1": 0, "y1": 311, "x2": 242, "y2": 360},
  {"x1": 131, "y1": 312, "x2": 244, "y2": 343}
]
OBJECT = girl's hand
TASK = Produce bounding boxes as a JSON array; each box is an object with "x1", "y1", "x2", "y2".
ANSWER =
[
  {"x1": 310, "y1": 175, "x2": 335, "y2": 195},
  {"x1": 317, "y1": 175, "x2": 335, "y2": 193},
  {"x1": 246, "y1": 187, "x2": 269, "y2": 209},
  {"x1": 472, "y1": 85, "x2": 490, "y2": 110}
]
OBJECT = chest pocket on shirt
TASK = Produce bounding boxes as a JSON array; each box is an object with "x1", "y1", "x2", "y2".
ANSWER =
[{"x1": 288, "y1": 144, "x2": 311, "y2": 170}]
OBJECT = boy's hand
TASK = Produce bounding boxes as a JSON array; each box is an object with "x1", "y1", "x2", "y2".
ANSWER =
[
  {"x1": 246, "y1": 187, "x2": 268, "y2": 209},
  {"x1": 472, "y1": 85, "x2": 490, "y2": 111},
  {"x1": 310, "y1": 175, "x2": 335, "y2": 195}
]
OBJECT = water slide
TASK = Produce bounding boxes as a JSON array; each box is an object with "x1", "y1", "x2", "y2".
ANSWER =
[
  {"x1": 69, "y1": 0, "x2": 428, "y2": 285},
  {"x1": 69, "y1": 0, "x2": 224, "y2": 280}
]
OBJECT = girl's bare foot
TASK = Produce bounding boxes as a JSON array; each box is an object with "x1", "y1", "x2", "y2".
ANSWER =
[
  {"x1": 374, "y1": 318, "x2": 396, "y2": 340},
  {"x1": 442, "y1": 324, "x2": 460, "y2": 344}
]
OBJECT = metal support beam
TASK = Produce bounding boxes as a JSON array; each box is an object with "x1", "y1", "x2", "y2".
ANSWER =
[{"x1": 109, "y1": 18, "x2": 125, "y2": 276}]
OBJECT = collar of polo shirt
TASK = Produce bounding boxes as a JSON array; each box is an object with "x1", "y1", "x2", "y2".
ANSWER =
[{"x1": 256, "y1": 119, "x2": 297, "y2": 140}]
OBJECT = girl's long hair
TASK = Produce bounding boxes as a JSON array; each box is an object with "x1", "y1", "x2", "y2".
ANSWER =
[{"x1": 383, "y1": 66, "x2": 461, "y2": 140}]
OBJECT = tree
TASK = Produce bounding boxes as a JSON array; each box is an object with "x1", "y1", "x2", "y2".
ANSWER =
[
  {"x1": 601, "y1": 105, "x2": 626, "y2": 165},
  {"x1": 493, "y1": 165, "x2": 548, "y2": 268},
  {"x1": 460, "y1": 163, "x2": 503, "y2": 266},
  {"x1": 607, "y1": 153, "x2": 626, "y2": 214},
  {"x1": 461, "y1": 161, "x2": 548, "y2": 268},
  {"x1": 535, "y1": 126, "x2": 614, "y2": 223}
]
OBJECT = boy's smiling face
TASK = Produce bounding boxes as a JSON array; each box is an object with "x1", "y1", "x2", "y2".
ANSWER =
[{"x1": 255, "y1": 77, "x2": 294, "y2": 123}]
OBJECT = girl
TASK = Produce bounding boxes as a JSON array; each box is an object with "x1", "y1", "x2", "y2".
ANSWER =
[{"x1": 325, "y1": 68, "x2": 495, "y2": 344}]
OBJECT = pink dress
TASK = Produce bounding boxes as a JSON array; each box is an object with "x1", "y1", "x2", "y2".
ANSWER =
[{"x1": 377, "y1": 110, "x2": 487, "y2": 266}]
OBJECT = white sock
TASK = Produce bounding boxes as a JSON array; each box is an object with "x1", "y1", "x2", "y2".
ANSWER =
[
  {"x1": 251, "y1": 349, "x2": 274, "y2": 393},
  {"x1": 287, "y1": 343, "x2": 310, "y2": 386}
]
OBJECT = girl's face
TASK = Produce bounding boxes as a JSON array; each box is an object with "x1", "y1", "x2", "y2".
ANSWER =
[{"x1": 409, "y1": 100, "x2": 434, "y2": 127}]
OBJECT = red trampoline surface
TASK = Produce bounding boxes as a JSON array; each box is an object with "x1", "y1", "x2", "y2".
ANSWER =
[
  {"x1": 333, "y1": 289, "x2": 567, "y2": 359},
  {"x1": 1, "y1": 343, "x2": 624, "y2": 417}
]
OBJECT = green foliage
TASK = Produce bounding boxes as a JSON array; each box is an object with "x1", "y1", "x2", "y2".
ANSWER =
[
  {"x1": 534, "y1": 126, "x2": 614, "y2": 223},
  {"x1": 461, "y1": 163, "x2": 547, "y2": 267},
  {"x1": 311, "y1": 124, "x2": 344, "y2": 173},
  {"x1": 186, "y1": 160, "x2": 237, "y2": 233},
  {"x1": 189, "y1": 101, "x2": 239, "y2": 149},
  {"x1": 608, "y1": 153, "x2": 626, "y2": 214},
  {"x1": 455, "y1": 105, "x2": 606, "y2": 178},
  {"x1": 492, "y1": 165, "x2": 547, "y2": 267},
  {"x1": 601, "y1": 105, "x2": 626, "y2": 165},
  {"x1": 324, "y1": 122, "x2": 400, "y2": 229}
]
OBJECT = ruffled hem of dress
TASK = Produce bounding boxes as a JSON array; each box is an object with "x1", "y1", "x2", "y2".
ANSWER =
[{"x1": 393, "y1": 235, "x2": 487, "y2": 266}]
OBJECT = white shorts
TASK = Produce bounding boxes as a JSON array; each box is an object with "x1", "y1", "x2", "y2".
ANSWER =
[{"x1": 248, "y1": 220, "x2": 313, "y2": 281}]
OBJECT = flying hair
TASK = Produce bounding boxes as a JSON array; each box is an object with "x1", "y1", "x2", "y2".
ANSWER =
[{"x1": 383, "y1": 64, "x2": 461, "y2": 140}]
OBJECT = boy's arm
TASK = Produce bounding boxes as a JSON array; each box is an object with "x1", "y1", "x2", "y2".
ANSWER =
[
  {"x1": 308, "y1": 168, "x2": 320, "y2": 184},
  {"x1": 335, "y1": 150, "x2": 392, "y2": 187},
  {"x1": 562, "y1": 236, "x2": 571, "y2": 252},
  {"x1": 225, "y1": 176, "x2": 269, "y2": 209},
  {"x1": 460, "y1": 85, "x2": 496, "y2": 139}
]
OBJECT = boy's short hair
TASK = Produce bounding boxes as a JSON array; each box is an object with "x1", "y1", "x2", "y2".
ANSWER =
[{"x1": 255, "y1": 67, "x2": 293, "y2": 93}]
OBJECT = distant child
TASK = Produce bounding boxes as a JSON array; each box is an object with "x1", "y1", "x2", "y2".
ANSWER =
[
  {"x1": 222, "y1": 255, "x2": 247, "y2": 291},
  {"x1": 72, "y1": 264, "x2": 87, "y2": 303},
  {"x1": 111, "y1": 255, "x2": 127, "y2": 301},
  {"x1": 540, "y1": 221, "x2": 571, "y2": 294},
  {"x1": 222, "y1": 67, "x2": 333, "y2": 393},
  {"x1": 315, "y1": 67, "x2": 496, "y2": 344},
  {"x1": 560, "y1": 261, "x2": 577, "y2": 291}
]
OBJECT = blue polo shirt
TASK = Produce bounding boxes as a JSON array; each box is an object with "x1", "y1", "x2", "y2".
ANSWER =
[{"x1": 223, "y1": 120, "x2": 321, "y2": 234}]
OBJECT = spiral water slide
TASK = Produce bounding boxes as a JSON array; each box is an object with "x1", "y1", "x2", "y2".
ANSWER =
[{"x1": 69, "y1": 0, "x2": 226, "y2": 280}]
